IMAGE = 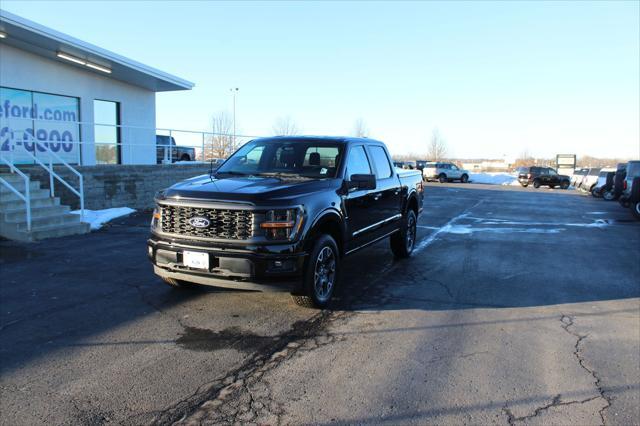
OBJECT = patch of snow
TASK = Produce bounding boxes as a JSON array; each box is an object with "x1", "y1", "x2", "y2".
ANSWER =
[
  {"x1": 469, "y1": 173, "x2": 519, "y2": 186},
  {"x1": 443, "y1": 225, "x2": 563, "y2": 234},
  {"x1": 71, "y1": 207, "x2": 136, "y2": 230}
]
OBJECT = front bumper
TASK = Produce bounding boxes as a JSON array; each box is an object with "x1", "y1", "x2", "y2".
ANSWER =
[{"x1": 147, "y1": 236, "x2": 307, "y2": 292}]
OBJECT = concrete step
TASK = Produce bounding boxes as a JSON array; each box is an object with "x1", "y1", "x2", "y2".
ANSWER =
[
  {"x1": 0, "y1": 196, "x2": 60, "y2": 211},
  {"x1": 0, "y1": 204, "x2": 70, "y2": 222},
  {"x1": 12, "y1": 213, "x2": 81, "y2": 232},
  {"x1": 0, "y1": 179, "x2": 42, "y2": 195},
  {"x1": 0, "y1": 188, "x2": 52, "y2": 204},
  {"x1": 3, "y1": 221, "x2": 90, "y2": 242}
]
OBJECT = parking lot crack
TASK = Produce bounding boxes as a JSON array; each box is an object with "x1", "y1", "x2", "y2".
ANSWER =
[
  {"x1": 502, "y1": 394, "x2": 601, "y2": 425},
  {"x1": 559, "y1": 314, "x2": 612, "y2": 425},
  {"x1": 150, "y1": 310, "x2": 350, "y2": 424}
]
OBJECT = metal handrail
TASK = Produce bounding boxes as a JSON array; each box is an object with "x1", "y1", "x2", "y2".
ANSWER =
[
  {"x1": 18, "y1": 136, "x2": 85, "y2": 221},
  {"x1": 0, "y1": 156, "x2": 31, "y2": 231}
]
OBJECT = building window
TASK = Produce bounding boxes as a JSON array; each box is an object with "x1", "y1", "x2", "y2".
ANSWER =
[
  {"x1": 0, "y1": 86, "x2": 80, "y2": 164},
  {"x1": 94, "y1": 100, "x2": 120, "y2": 164}
]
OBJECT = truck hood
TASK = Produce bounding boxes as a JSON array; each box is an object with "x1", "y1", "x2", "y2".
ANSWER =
[{"x1": 161, "y1": 174, "x2": 338, "y2": 204}]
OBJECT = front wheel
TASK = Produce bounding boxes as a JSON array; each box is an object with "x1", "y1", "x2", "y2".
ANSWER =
[
  {"x1": 603, "y1": 190, "x2": 616, "y2": 201},
  {"x1": 521, "y1": 183, "x2": 528, "y2": 188},
  {"x1": 291, "y1": 235, "x2": 339, "y2": 309},
  {"x1": 632, "y1": 201, "x2": 640, "y2": 221},
  {"x1": 390, "y1": 210, "x2": 417, "y2": 259},
  {"x1": 560, "y1": 181, "x2": 570, "y2": 189},
  {"x1": 460, "y1": 174, "x2": 469, "y2": 183},
  {"x1": 438, "y1": 174, "x2": 447, "y2": 183}
]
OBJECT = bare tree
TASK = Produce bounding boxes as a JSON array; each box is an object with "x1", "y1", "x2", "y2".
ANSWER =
[
  {"x1": 352, "y1": 118, "x2": 369, "y2": 138},
  {"x1": 202, "y1": 111, "x2": 234, "y2": 160},
  {"x1": 513, "y1": 148, "x2": 535, "y2": 168},
  {"x1": 272, "y1": 116, "x2": 300, "y2": 136},
  {"x1": 427, "y1": 128, "x2": 448, "y2": 161}
]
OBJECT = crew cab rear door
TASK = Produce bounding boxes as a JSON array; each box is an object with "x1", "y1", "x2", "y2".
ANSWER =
[{"x1": 344, "y1": 145, "x2": 379, "y2": 249}]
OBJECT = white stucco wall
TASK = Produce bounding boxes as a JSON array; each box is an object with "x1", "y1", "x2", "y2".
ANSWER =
[{"x1": 0, "y1": 44, "x2": 156, "y2": 165}]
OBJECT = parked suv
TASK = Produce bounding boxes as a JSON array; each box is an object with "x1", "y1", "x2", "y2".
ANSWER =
[
  {"x1": 606, "y1": 163, "x2": 628, "y2": 201},
  {"x1": 517, "y1": 166, "x2": 570, "y2": 189},
  {"x1": 422, "y1": 162, "x2": 470, "y2": 183},
  {"x1": 571, "y1": 168, "x2": 589, "y2": 187},
  {"x1": 620, "y1": 161, "x2": 640, "y2": 220},
  {"x1": 578, "y1": 167, "x2": 602, "y2": 192},
  {"x1": 591, "y1": 169, "x2": 615, "y2": 197}
]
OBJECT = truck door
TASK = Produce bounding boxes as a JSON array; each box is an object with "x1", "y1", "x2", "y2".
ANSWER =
[
  {"x1": 343, "y1": 145, "x2": 378, "y2": 250},
  {"x1": 450, "y1": 164, "x2": 462, "y2": 179},
  {"x1": 366, "y1": 145, "x2": 403, "y2": 236}
]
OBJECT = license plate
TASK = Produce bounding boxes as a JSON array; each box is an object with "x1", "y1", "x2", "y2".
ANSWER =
[{"x1": 183, "y1": 251, "x2": 209, "y2": 270}]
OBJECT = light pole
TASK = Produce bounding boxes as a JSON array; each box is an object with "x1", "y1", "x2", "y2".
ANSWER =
[{"x1": 230, "y1": 87, "x2": 239, "y2": 150}]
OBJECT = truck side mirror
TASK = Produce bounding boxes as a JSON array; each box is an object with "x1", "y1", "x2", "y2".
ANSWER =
[{"x1": 347, "y1": 174, "x2": 376, "y2": 191}]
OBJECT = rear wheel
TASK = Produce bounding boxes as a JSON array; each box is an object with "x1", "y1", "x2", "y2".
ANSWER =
[
  {"x1": 560, "y1": 181, "x2": 570, "y2": 189},
  {"x1": 549, "y1": 184, "x2": 555, "y2": 189},
  {"x1": 391, "y1": 210, "x2": 417, "y2": 258},
  {"x1": 520, "y1": 183, "x2": 528, "y2": 188},
  {"x1": 438, "y1": 174, "x2": 447, "y2": 183},
  {"x1": 180, "y1": 154, "x2": 191, "y2": 161},
  {"x1": 603, "y1": 190, "x2": 616, "y2": 201},
  {"x1": 591, "y1": 187, "x2": 602, "y2": 197},
  {"x1": 460, "y1": 174, "x2": 469, "y2": 183},
  {"x1": 291, "y1": 235, "x2": 339, "y2": 309},
  {"x1": 533, "y1": 179, "x2": 541, "y2": 189}
]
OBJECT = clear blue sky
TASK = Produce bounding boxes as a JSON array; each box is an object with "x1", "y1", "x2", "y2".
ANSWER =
[{"x1": 2, "y1": 1, "x2": 639, "y2": 159}]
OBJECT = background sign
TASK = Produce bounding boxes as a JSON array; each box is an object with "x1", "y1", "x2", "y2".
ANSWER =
[{"x1": 0, "y1": 87, "x2": 80, "y2": 164}]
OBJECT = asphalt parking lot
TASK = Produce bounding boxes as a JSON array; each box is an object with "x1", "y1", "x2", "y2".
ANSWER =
[{"x1": 1, "y1": 183, "x2": 639, "y2": 425}]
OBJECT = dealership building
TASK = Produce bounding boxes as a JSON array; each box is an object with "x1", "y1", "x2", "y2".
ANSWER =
[{"x1": 0, "y1": 9, "x2": 194, "y2": 166}]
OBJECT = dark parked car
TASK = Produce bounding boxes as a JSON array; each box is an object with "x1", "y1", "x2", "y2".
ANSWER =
[
  {"x1": 605, "y1": 163, "x2": 628, "y2": 201},
  {"x1": 517, "y1": 166, "x2": 570, "y2": 189},
  {"x1": 156, "y1": 135, "x2": 196, "y2": 163},
  {"x1": 148, "y1": 136, "x2": 424, "y2": 308}
]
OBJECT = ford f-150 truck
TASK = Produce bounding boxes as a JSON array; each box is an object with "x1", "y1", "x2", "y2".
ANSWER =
[{"x1": 148, "y1": 136, "x2": 424, "y2": 308}]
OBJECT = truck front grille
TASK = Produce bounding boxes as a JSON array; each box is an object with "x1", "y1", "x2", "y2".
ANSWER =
[{"x1": 160, "y1": 205, "x2": 254, "y2": 240}]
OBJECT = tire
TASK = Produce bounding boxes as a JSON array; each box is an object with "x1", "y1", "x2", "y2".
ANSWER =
[
  {"x1": 460, "y1": 174, "x2": 469, "y2": 183},
  {"x1": 591, "y1": 187, "x2": 602, "y2": 198},
  {"x1": 161, "y1": 277, "x2": 186, "y2": 288},
  {"x1": 180, "y1": 154, "x2": 191, "y2": 161},
  {"x1": 549, "y1": 185, "x2": 555, "y2": 189},
  {"x1": 291, "y1": 235, "x2": 339, "y2": 309},
  {"x1": 438, "y1": 174, "x2": 447, "y2": 183},
  {"x1": 632, "y1": 202, "x2": 640, "y2": 221},
  {"x1": 560, "y1": 181, "x2": 570, "y2": 190},
  {"x1": 390, "y1": 209, "x2": 417, "y2": 259},
  {"x1": 521, "y1": 183, "x2": 528, "y2": 188},
  {"x1": 533, "y1": 179, "x2": 541, "y2": 189},
  {"x1": 603, "y1": 190, "x2": 616, "y2": 201}
]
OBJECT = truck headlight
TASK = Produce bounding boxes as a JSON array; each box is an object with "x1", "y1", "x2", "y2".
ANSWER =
[
  {"x1": 151, "y1": 206, "x2": 161, "y2": 229},
  {"x1": 260, "y1": 208, "x2": 303, "y2": 240}
]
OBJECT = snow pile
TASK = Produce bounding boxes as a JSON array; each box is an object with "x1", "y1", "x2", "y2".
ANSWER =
[
  {"x1": 71, "y1": 207, "x2": 135, "y2": 230},
  {"x1": 469, "y1": 173, "x2": 519, "y2": 186}
]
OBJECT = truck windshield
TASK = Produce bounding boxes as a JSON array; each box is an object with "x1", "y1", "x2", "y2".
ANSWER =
[{"x1": 216, "y1": 139, "x2": 343, "y2": 179}]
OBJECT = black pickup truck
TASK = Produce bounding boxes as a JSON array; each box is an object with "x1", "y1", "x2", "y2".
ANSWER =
[{"x1": 148, "y1": 136, "x2": 424, "y2": 308}]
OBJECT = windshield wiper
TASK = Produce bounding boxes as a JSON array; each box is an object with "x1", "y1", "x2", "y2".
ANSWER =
[{"x1": 255, "y1": 172, "x2": 312, "y2": 179}]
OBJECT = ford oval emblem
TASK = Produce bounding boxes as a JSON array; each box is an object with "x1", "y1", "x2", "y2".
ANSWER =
[{"x1": 189, "y1": 217, "x2": 210, "y2": 228}]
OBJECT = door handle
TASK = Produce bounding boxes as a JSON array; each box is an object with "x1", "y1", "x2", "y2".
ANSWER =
[{"x1": 372, "y1": 194, "x2": 382, "y2": 201}]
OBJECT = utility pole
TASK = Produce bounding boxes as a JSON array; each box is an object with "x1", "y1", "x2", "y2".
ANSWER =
[{"x1": 230, "y1": 87, "x2": 239, "y2": 151}]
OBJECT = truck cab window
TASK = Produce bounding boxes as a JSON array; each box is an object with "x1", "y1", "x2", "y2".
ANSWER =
[
  {"x1": 346, "y1": 146, "x2": 372, "y2": 179},
  {"x1": 369, "y1": 146, "x2": 392, "y2": 179}
]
